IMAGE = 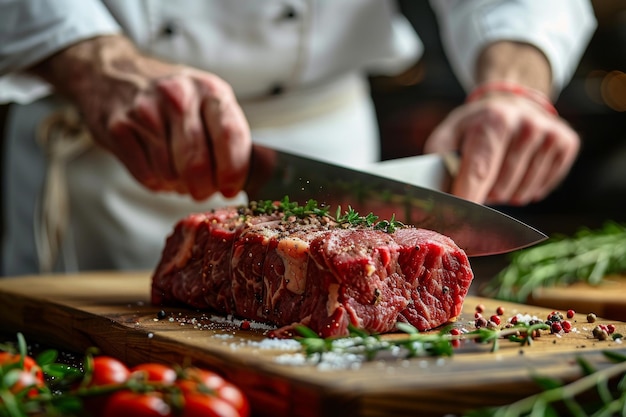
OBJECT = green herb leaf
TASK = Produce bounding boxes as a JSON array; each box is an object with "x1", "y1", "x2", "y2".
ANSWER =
[
  {"x1": 576, "y1": 356, "x2": 597, "y2": 376},
  {"x1": 247, "y1": 197, "x2": 404, "y2": 233},
  {"x1": 295, "y1": 325, "x2": 321, "y2": 339},
  {"x1": 294, "y1": 322, "x2": 549, "y2": 361},
  {"x1": 396, "y1": 322, "x2": 418, "y2": 335},
  {"x1": 603, "y1": 350, "x2": 626, "y2": 363},
  {"x1": 35, "y1": 349, "x2": 58, "y2": 366},
  {"x1": 463, "y1": 351, "x2": 626, "y2": 417},
  {"x1": 531, "y1": 374, "x2": 563, "y2": 391},
  {"x1": 43, "y1": 363, "x2": 82, "y2": 379}
]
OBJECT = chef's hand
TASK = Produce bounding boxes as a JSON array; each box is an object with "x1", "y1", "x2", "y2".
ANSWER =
[
  {"x1": 424, "y1": 94, "x2": 580, "y2": 206},
  {"x1": 31, "y1": 35, "x2": 251, "y2": 201},
  {"x1": 424, "y1": 41, "x2": 580, "y2": 206}
]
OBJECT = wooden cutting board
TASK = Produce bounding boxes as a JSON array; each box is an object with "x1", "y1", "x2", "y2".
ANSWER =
[
  {"x1": 528, "y1": 275, "x2": 626, "y2": 322},
  {"x1": 1, "y1": 272, "x2": 625, "y2": 417}
]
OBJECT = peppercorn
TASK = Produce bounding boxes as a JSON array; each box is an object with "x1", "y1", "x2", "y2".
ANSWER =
[
  {"x1": 561, "y1": 320, "x2": 572, "y2": 333},
  {"x1": 592, "y1": 325, "x2": 609, "y2": 340},
  {"x1": 487, "y1": 320, "x2": 499, "y2": 330},
  {"x1": 475, "y1": 304, "x2": 485, "y2": 314},
  {"x1": 156, "y1": 310, "x2": 167, "y2": 320},
  {"x1": 566, "y1": 309, "x2": 575, "y2": 319},
  {"x1": 449, "y1": 328, "x2": 462, "y2": 348},
  {"x1": 587, "y1": 312, "x2": 597, "y2": 323},
  {"x1": 475, "y1": 317, "x2": 488, "y2": 328},
  {"x1": 546, "y1": 311, "x2": 563, "y2": 323},
  {"x1": 496, "y1": 306, "x2": 505, "y2": 316},
  {"x1": 490, "y1": 315, "x2": 501, "y2": 325}
]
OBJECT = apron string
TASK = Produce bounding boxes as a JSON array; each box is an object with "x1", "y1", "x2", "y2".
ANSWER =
[{"x1": 35, "y1": 107, "x2": 93, "y2": 273}]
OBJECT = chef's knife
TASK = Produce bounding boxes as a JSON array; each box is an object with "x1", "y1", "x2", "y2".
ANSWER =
[
  {"x1": 365, "y1": 152, "x2": 456, "y2": 192},
  {"x1": 245, "y1": 144, "x2": 546, "y2": 257}
]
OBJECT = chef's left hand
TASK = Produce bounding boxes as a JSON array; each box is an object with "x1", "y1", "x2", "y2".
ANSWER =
[{"x1": 424, "y1": 93, "x2": 580, "y2": 206}]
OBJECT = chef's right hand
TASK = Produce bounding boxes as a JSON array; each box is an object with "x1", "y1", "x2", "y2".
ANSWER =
[{"x1": 32, "y1": 35, "x2": 251, "y2": 201}]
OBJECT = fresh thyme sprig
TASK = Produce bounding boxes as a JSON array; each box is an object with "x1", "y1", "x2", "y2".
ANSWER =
[
  {"x1": 334, "y1": 206, "x2": 379, "y2": 227},
  {"x1": 295, "y1": 321, "x2": 550, "y2": 360},
  {"x1": 248, "y1": 196, "x2": 330, "y2": 219},
  {"x1": 333, "y1": 206, "x2": 404, "y2": 233},
  {"x1": 464, "y1": 350, "x2": 626, "y2": 417},
  {"x1": 247, "y1": 197, "x2": 404, "y2": 232},
  {"x1": 373, "y1": 214, "x2": 403, "y2": 234},
  {"x1": 483, "y1": 221, "x2": 626, "y2": 303}
]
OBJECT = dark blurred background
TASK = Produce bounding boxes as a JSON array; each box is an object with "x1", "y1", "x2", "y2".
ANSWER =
[{"x1": 372, "y1": 0, "x2": 626, "y2": 238}]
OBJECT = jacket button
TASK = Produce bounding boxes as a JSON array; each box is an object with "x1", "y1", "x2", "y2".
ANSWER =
[
  {"x1": 281, "y1": 5, "x2": 298, "y2": 20},
  {"x1": 269, "y1": 84, "x2": 285, "y2": 96},
  {"x1": 161, "y1": 21, "x2": 178, "y2": 37}
]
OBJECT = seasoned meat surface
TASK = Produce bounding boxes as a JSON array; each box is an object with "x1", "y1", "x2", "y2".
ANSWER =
[{"x1": 151, "y1": 204, "x2": 473, "y2": 337}]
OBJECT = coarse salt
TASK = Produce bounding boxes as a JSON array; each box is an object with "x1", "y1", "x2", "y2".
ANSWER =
[
  {"x1": 213, "y1": 333, "x2": 234, "y2": 340},
  {"x1": 248, "y1": 338, "x2": 301, "y2": 350}
]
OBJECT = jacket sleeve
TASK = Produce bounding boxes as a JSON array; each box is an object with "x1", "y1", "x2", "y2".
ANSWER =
[
  {"x1": 0, "y1": 0, "x2": 121, "y2": 103},
  {"x1": 429, "y1": 0, "x2": 597, "y2": 94}
]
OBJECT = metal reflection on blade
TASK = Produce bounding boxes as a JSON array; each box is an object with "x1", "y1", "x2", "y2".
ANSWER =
[{"x1": 245, "y1": 144, "x2": 546, "y2": 257}]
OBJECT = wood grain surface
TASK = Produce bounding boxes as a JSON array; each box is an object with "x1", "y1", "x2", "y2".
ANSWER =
[
  {"x1": 528, "y1": 275, "x2": 626, "y2": 322},
  {"x1": 1, "y1": 272, "x2": 625, "y2": 417}
]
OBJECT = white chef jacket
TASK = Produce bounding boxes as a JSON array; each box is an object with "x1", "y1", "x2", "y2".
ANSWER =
[{"x1": 0, "y1": 0, "x2": 596, "y2": 276}]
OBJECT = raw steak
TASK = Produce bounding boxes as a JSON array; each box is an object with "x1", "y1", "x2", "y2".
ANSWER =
[{"x1": 151, "y1": 204, "x2": 474, "y2": 338}]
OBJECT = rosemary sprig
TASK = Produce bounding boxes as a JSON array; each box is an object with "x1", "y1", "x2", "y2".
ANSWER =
[
  {"x1": 483, "y1": 221, "x2": 626, "y2": 303},
  {"x1": 295, "y1": 321, "x2": 550, "y2": 360},
  {"x1": 297, "y1": 324, "x2": 626, "y2": 416},
  {"x1": 464, "y1": 351, "x2": 626, "y2": 417}
]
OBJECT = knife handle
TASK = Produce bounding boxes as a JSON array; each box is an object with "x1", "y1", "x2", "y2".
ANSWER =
[{"x1": 244, "y1": 144, "x2": 279, "y2": 200}]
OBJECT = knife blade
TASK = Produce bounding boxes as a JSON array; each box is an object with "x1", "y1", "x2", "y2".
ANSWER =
[
  {"x1": 245, "y1": 144, "x2": 546, "y2": 257},
  {"x1": 365, "y1": 153, "x2": 455, "y2": 192}
]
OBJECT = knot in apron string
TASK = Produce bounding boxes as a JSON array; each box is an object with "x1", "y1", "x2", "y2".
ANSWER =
[{"x1": 35, "y1": 108, "x2": 93, "y2": 273}]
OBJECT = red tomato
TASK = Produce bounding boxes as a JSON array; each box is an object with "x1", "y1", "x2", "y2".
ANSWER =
[
  {"x1": 130, "y1": 363, "x2": 177, "y2": 385},
  {"x1": 103, "y1": 390, "x2": 171, "y2": 417},
  {"x1": 90, "y1": 356, "x2": 130, "y2": 386},
  {"x1": 178, "y1": 368, "x2": 226, "y2": 393},
  {"x1": 6, "y1": 369, "x2": 44, "y2": 397},
  {"x1": 181, "y1": 393, "x2": 242, "y2": 417},
  {"x1": 178, "y1": 368, "x2": 249, "y2": 417},
  {"x1": 0, "y1": 352, "x2": 44, "y2": 383},
  {"x1": 215, "y1": 382, "x2": 250, "y2": 417}
]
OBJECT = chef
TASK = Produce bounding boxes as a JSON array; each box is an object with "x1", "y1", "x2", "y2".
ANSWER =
[{"x1": 0, "y1": 0, "x2": 596, "y2": 276}]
